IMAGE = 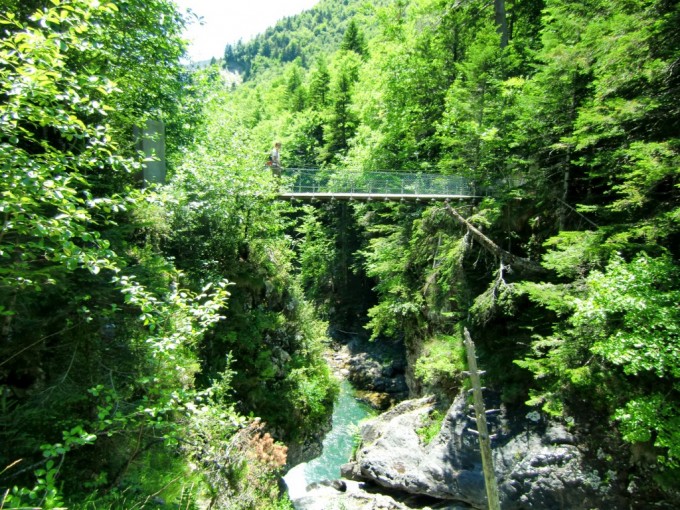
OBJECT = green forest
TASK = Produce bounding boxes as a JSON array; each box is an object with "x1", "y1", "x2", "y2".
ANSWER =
[{"x1": 1, "y1": 0, "x2": 678, "y2": 508}]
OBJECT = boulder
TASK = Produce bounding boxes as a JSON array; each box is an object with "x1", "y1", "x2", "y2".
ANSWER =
[
  {"x1": 348, "y1": 352, "x2": 408, "y2": 393},
  {"x1": 327, "y1": 339, "x2": 409, "y2": 409},
  {"x1": 293, "y1": 478, "x2": 472, "y2": 510},
  {"x1": 292, "y1": 479, "x2": 405, "y2": 510},
  {"x1": 347, "y1": 393, "x2": 620, "y2": 509},
  {"x1": 355, "y1": 390, "x2": 394, "y2": 411}
]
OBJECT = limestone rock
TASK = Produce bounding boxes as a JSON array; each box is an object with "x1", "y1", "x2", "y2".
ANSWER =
[
  {"x1": 292, "y1": 479, "x2": 408, "y2": 510},
  {"x1": 355, "y1": 390, "x2": 393, "y2": 410},
  {"x1": 349, "y1": 393, "x2": 618, "y2": 509},
  {"x1": 293, "y1": 478, "x2": 474, "y2": 510},
  {"x1": 326, "y1": 338, "x2": 409, "y2": 410}
]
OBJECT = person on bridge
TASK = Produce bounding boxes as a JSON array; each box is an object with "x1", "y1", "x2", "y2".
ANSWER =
[{"x1": 270, "y1": 141, "x2": 282, "y2": 178}]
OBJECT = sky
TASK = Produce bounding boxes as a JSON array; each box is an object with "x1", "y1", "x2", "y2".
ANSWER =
[{"x1": 174, "y1": 0, "x2": 321, "y2": 62}]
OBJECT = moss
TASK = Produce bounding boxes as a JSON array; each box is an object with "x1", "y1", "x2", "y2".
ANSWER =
[{"x1": 416, "y1": 409, "x2": 446, "y2": 446}]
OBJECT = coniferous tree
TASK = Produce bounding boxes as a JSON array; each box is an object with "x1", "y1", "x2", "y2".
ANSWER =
[
  {"x1": 309, "y1": 59, "x2": 331, "y2": 109},
  {"x1": 149, "y1": 0, "x2": 680, "y2": 502},
  {"x1": 341, "y1": 19, "x2": 368, "y2": 57},
  {"x1": 286, "y1": 63, "x2": 306, "y2": 112},
  {"x1": 321, "y1": 56, "x2": 360, "y2": 163}
]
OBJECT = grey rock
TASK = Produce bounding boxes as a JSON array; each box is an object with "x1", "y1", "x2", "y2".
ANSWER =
[
  {"x1": 306, "y1": 479, "x2": 347, "y2": 492},
  {"x1": 341, "y1": 461, "x2": 364, "y2": 481},
  {"x1": 336, "y1": 338, "x2": 408, "y2": 404},
  {"x1": 351, "y1": 392, "x2": 617, "y2": 509},
  {"x1": 293, "y1": 479, "x2": 409, "y2": 510}
]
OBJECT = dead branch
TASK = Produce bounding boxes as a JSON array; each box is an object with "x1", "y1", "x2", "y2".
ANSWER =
[{"x1": 441, "y1": 203, "x2": 546, "y2": 274}]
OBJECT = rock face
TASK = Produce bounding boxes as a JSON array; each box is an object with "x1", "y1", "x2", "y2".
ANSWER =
[
  {"x1": 286, "y1": 426, "x2": 328, "y2": 466},
  {"x1": 341, "y1": 393, "x2": 620, "y2": 509},
  {"x1": 288, "y1": 333, "x2": 624, "y2": 509},
  {"x1": 327, "y1": 334, "x2": 408, "y2": 410}
]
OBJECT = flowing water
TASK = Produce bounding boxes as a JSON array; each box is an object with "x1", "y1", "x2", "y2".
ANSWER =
[{"x1": 284, "y1": 379, "x2": 374, "y2": 499}]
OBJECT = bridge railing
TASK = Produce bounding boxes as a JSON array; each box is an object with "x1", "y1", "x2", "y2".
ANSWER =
[{"x1": 279, "y1": 168, "x2": 478, "y2": 196}]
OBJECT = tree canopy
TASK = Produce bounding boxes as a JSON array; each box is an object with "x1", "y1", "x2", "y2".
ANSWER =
[
  {"x1": 217, "y1": 0, "x2": 678, "y2": 502},
  {"x1": 1, "y1": 0, "x2": 679, "y2": 507}
]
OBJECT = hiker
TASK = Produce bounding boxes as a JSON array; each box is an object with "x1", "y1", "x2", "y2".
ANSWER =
[{"x1": 270, "y1": 141, "x2": 282, "y2": 178}]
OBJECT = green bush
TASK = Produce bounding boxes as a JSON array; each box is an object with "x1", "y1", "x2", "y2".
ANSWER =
[
  {"x1": 414, "y1": 334, "x2": 466, "y2": 393},
  {"x1": 417, "y1": 409, "x2": 446, "y2": 446}
]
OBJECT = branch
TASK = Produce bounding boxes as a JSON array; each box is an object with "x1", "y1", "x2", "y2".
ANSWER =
[
  {"x1": 0, "y1": 324, "x2": 78, "y2": 368},
  {"x1": 441, "y1": 203, "x2": 547, "y2": 274}
]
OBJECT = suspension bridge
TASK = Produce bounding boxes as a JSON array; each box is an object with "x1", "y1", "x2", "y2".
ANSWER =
[{"x1": 276, "y1": 168, "x2": 483, "y2": 201}]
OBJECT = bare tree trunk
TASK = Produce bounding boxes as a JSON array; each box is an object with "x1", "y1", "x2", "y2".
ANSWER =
[
  {"x1": 494, "y1": 0, "x2": 509, "y2": 48},
  {"x1": 559, "y1": 87, "x2": 577, "y2": 230},
  {"x1": 440, "y1": 204, "x2": 546, "y2": 274},
  {"x1": 559, "y1": 151, "x2": 570, "y2": 231},
  {"x1": 464, "y1": 328, "x2": 501, "y2": 510}
]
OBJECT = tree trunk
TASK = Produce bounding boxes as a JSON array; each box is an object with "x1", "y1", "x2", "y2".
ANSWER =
[
  {"x1": 440, "y1": 204, "x2": 546, "y2": 274},
  {"x1": 464, "y1": 328, "x2": 501, "y2": 510},
  {"x1": 494, "y1": 0, "x2": 509, "y2": 49}
]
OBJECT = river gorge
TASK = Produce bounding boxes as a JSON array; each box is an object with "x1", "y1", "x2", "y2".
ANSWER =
[{"x1": 280, "y1": 335, "x2": 629, "y2": 510}]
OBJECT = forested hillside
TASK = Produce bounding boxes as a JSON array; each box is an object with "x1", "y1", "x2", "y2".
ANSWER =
[
  {"x1": 222, "y1": 0, "x2": 388, "y2": 78},
  {"x1": 1, "y1": 0, "x2": 678, "y2": 508}
]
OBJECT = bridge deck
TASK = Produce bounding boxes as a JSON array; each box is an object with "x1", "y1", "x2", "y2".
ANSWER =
[
  {"x1": 279, "y1": 192, "x2": 475, "y2": 201},
  {"x1": 275, "y1": 168, "x2": 480, "y2": 201}
]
